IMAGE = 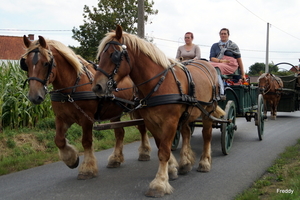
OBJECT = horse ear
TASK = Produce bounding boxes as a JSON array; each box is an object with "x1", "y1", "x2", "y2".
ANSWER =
[
  {"x1": 115, "y1": 25, "x2": 123, "y2": 40},
  {"x1": 23, "y1": 35, "x2": 31, "y2": 48},
  {"x1": 38, "y1": 36, "x2": 47, "y2": 48}
]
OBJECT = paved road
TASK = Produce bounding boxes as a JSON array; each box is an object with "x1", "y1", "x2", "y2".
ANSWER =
[{"x1": 1, "y1": 112, "x2": 300, "y2": 200}]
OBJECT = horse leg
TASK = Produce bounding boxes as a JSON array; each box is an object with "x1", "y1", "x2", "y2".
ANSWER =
[
  {"x1": 77, "y1": 120, "x2": 98, "y2": 180},
  {"x1": 55, "y1": 119, "x2": 79, "y2": 169},
  {"x1": 178, "y1": 123, "x2": 195, "y2": 175},
  {"x1": 271, "y1": 97, "x2": 280, "y2": 120},
  {"x1": 145, "y1": 123, "x2": 177, "y2": 197},
  {"x1": 107, "y1": 125, "x2": 125, "y2": 168},
  {"x1": 137, "y1": 123, "x2": 151, "y2": 161},
  {"x1": 145, "y1": 144, "x2": 174, "y2": 197},
  {"x1": 270, "y1": 100, "x2": 277, "y2": 120},
  {"x1": 197, "y1": 116, "x2": 212, "y2": 172},
  {"x1": 168, "y1": 152, "x2": 179, "y2": 180},
  {"x1": 263, "y1": 98, "x2": 268, "y2": 120}
]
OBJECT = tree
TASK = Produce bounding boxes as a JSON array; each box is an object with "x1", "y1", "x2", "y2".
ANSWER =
[
  {"x1": 72, "y1": 0, "x2": 158, "y2": 61},
  {"x1": 248, "y1": 62, "x2": 279, "y2": 75}
]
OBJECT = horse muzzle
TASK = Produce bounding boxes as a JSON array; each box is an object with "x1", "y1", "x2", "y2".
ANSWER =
[
  {"x1": 28, "y1": 90, "x2": 46, "y2": 105},
  {"x1": 92, "y1": 80, "x2": 111, "y2": 97},
  {"x1": 259, "y1": 87, "x2": 265, "y2": 93}
]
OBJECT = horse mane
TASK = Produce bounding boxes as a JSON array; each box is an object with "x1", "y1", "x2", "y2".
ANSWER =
[
  {"x1": 257, "y1": 73, "x2": 268, "y2": 82},
  {"x1": 23, "y1": 39, "x2": 84, "y2": 76},
  {"x1": 97, "y1": 31, "x2": 181, "y2": 69}
]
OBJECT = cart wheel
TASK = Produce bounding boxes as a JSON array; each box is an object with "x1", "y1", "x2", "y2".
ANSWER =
[
  {"x1": 256, "y1": 94, "x2": 264, "y2": 140},
  {"x1": 171, "y1": 122, "x2": 195, "y2": 151},
  {"x1": 221, "y1": 100, "x2": 236, "y2": 155},
  {"x1": 190, "y1": 121, "x2": 195, "y2": 135},
  {"x1": 171, "y1": 129, "x2": 180, "y2": 151}
]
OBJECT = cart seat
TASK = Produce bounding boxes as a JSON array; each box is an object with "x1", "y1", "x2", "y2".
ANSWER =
[
  {"x1": 222, "y1": 68, "x2": 241, "y2": 79},
  {"x1": 215, "y1": 67, "x2": 241, "y2": 80}
]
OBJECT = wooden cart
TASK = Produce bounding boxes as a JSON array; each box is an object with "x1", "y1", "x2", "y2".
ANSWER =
[{"x1": 273, "y1": 62, "x2": 300, "y2": 112}]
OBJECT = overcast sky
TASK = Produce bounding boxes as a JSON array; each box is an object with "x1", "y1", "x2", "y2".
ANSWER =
[{"x1": 1, "y1": 0, "x2": 300, "y2": 72}]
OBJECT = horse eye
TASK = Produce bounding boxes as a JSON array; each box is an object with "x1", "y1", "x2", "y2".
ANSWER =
[{"x1": 44, "y1": 62, "x2": 50, "y2": 67}]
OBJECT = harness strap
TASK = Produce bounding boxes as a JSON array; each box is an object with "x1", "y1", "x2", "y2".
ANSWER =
[
  {"x1": 142, "y1": 68, "x2": 169, "y2": 101},
  {"x1": 103, "y1": 94, "x2": 135, "y2": 105},
  {"x1": 181, "y1": 65, "x2": 196, "y2": 97},
  {"x1": 139, "y1": 93, "x2": 228, "y2": 123},
  {"x1": 187, "y1": 61, "x2": 217, "y2": 99},
  {"x1": 170, "y1": 67, "x2": 184, "y2": 95},
  {"x1": 50, "y1": 91, "x2": 99, "y2": 102},
  {"x1": 140, "y1": 94, "x2": 213, "y2": 107}
]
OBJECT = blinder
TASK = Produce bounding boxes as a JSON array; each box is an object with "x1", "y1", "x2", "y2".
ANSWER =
[
  {"x1": 20, "y1": 48, "x2": 40, "y2": 71},
  {"x1": 20, "y1": 47, "x2": 55, "y2": 88},
  {"x1": 97, "y1": 40, "x2": 130, "y2": 92},
  {"x1": 110, "y1": 50, "x2": 123, "y2": 66},
  {"x1": 20, "y1": 58, "x2": 28, "y2": 71}
]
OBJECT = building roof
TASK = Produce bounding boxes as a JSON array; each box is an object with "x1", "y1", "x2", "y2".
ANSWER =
[{"x1": 0, "y1": 35, "x2": 28, "y2": 60}]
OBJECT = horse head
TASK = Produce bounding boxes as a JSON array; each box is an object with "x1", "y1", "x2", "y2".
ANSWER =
[
  {"x1": 258, "y1": 73, "x2": 271, "y2": 94},
  {"x1": 92, "y1": 25, "x2": 132, "y2": 97},
  {"x1": 21, "y1": 35, "x2": 55, "y2": 104}
]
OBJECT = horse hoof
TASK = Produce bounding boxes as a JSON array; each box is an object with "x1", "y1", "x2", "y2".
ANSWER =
[
  {"x1": 178, "y1": 164, "x2": 192, "y2": 175},
  {"x1": 77, "y1": 172, "x2": 97, "y2": 180},
  {"x1": 67, "y1": 157, "x2": 79, "y2": 169},
  {"x1": 169, "y1": 173, "x2": 178, "y2": 181},
  {"x1": 145, "y1": 188, "x2": 165, "y2": 198},
  {"x1": 107, "y1": 162, "x2": 121, "y2": 168},
  {"x1": 138, "y1": 154, "x2": 150, "y2": 161},
  {"x1": 197, "y1": 165, "x2": 210, "y2": 172}
]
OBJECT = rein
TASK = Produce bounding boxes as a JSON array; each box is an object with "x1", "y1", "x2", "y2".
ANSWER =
[{"x1": 98, "y1": 40, "x2": 226, "y2": 122}]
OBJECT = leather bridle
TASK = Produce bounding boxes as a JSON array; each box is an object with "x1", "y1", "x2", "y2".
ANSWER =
[
  {"x1": 96, "y1": 41, "x2": 131, "y2": 92},
  {"x1": 20, "y1": 47, "x2": 55, "y2": 92}
]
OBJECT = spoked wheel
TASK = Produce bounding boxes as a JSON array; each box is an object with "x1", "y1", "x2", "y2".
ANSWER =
[
  {"x1": 171, "y1": 122, "x2": 196, "y2": 151},
  {"x1": 221, "y1": 100, "x2": 237, "y2": 155},
  {"x1": 171, "y1": 130, "x2": 181, "y2": 151},
  {"x1": 256, "y1": 94, "x2": 264, "y2": 140}
]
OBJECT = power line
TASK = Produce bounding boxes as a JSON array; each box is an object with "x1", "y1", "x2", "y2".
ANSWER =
[
  {"x1": 152, "y1": 37, "x2": 300, "y2": 54},
  {"x1": 235, "y1": 0, "x2": 300, "y2": 41},
  {"x1": 0, "y1": 29, "x2": 71, "y2": 32}
]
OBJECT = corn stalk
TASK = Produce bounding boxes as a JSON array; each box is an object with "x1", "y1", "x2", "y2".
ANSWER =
[{"x1": 0, "y1": 61, "x2": 54, "y2": 130}]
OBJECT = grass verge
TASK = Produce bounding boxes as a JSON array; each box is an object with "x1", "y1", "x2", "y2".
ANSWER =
[
  {"x1": 0, "y1": 115, "x2": 147, "y2": 176},
  {"x1": 235, "y1": 139, "x2": 300, "y2": 200}
]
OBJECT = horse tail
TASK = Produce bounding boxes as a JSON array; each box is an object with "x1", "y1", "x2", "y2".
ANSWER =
[{"x1": 212, "y1": 105, "x2": 226, "y2": 118}]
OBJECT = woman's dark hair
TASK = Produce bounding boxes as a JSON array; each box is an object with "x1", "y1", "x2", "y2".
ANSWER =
[
  {"x1": 219, "y1": 28, "x2": 230, "y2": 36},
  {"x1": 185, "y1": 32, "x2": 194, "y2": 39}
]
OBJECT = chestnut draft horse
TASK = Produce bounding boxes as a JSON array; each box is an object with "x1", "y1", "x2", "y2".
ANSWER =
[
  {"x1": 92, "y1": 25, "x2": 225, "y2": 197},
  {"x1": 258, "y1": 73, "x2": 283, "y2": 120},
  {"x1": 21, "y1": 35, "x2": 151, "y2": 180}
]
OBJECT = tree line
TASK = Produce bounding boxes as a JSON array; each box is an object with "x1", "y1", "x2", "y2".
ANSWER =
[{"x1": 70, "y1": 0, "x2": 295, "y2": 76}]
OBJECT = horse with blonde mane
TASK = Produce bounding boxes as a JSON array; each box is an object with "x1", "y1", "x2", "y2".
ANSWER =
[
  {"x1": 20, "y1": 35, "x2": 151, "y2": 180},
  {"x1": 258, "y1": 73, "x2": 283, "y2": 120},
  {"x1": 92, "y1": 25, "x2": 225, "y2": 197}
]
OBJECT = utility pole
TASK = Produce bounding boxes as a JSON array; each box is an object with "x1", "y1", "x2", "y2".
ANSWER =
[
  {"x1": 265, "y1": 22, "x2": 269, "y2": 73},
  {"x1": 137, "y1": 0, "x2": 145, "y2": 38}
]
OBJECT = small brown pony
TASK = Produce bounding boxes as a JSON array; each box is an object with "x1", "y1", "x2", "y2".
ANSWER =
[
  {"x1": 258, "y1": 73, "x2": 283, "y2": 120},
  {"x1": 21, "y1": 35, "x2": 151, "y2": 180},
  {"x1": 92, "y1": 25, "x2": 225, "y2": 197}
]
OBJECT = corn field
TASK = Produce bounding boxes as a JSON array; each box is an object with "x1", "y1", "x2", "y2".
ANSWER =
[{"x1": 0, "y1": 61, "x2": 54, "y2": 130}]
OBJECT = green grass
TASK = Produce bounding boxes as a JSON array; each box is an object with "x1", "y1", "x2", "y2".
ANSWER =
[
  {"x1": 0, "y1": 115, "x2": 148, "y2": 176},
  {"x1": 235, "y1": 139, "x2": 300, "y2": 200}
]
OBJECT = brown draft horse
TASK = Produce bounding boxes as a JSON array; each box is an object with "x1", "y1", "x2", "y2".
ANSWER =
[
  {"x1": 92, "y1": 25, "x2": 225, "y2": 197},
  {"x1": 258, "y1": 73, "x2": 283, "y2": 120},
  {"x1": 21, "y1": 35, "x2": 151, "y2": 180}
]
